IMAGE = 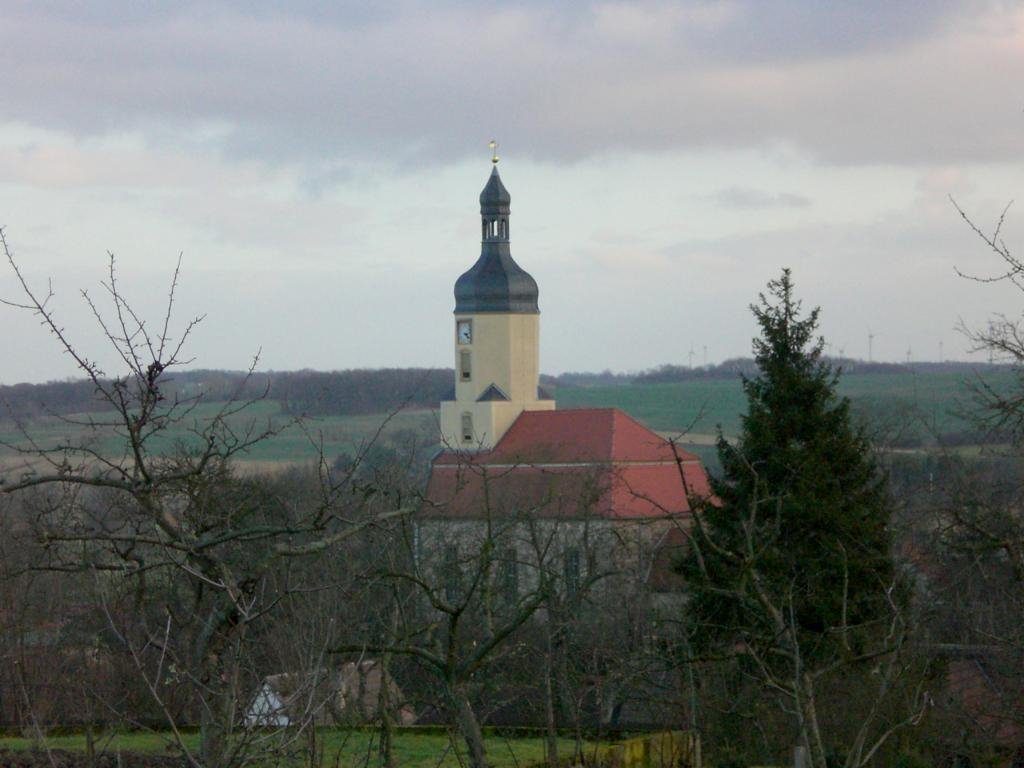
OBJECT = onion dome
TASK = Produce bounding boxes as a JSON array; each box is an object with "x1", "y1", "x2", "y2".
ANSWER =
[
  {"x1": 454, "y1": 165, "x2": 539, "y2": 314},
  {"x1": 479, "y1": 166, "x2": 511, "y2": 212}
]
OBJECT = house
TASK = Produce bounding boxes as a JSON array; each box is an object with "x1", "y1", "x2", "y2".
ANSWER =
[
  {"x1": 246, "y1": 660, "x2": 415, "y2": 727},
  {"x1": 424, "y1": 158, "x2": 711, "y2": 602}
]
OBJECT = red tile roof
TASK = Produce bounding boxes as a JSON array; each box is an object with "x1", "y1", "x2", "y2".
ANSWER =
[{"x1": 424, "y1": 408, "x2": 711, "y2": 520}]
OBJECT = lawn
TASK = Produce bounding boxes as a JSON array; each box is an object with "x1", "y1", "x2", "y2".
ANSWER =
[{"x1": 0, "y1": 728, "x2": 592, "y2": 768}]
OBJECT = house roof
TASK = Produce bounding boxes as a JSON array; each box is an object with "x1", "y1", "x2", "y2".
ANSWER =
[
  {"x1": 424, "y1": 408, "x2": 711, "y2": 520},
  {"x1": 477, "y1": 383, "x2": 510, "y2": 402}
]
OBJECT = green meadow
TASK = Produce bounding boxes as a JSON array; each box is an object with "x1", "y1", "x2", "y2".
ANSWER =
[
  {"x1": 0, "y1": 729, "x2": 591, "y2": 768},
  {"x1": 555, "y1": 369, "x2": 1015, "y2": 439},
  {"x1": 0, "y1": 400, "x2": 436, "y2": 470},
  {"x1": 0, "y1": 369, "x2": 1014, "y2": 468}
]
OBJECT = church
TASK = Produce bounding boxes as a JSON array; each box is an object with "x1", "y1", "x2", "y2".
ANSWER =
[{"x1": 422, "y1": 157, "x2": 712, "y2": 595}]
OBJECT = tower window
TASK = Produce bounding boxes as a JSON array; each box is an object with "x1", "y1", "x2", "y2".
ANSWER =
[
  {"x1": 461, "y1": 412, "x2": 473, "y2": 443},
  {"x1": 460, "y1": 350, "x2": 471, "y2": 381}
]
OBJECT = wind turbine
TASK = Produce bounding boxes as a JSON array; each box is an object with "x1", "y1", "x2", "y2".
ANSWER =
[{"x1": 867, "y1": 327, "x2": 878, "y2": 363}]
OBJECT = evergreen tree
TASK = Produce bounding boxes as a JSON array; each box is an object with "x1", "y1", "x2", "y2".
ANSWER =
[{"x1": 681, "y1": 269, "x2": 903, "y2": 767}]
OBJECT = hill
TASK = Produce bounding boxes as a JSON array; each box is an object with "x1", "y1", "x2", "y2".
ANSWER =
[
  {"x1": 555, "y1": 368, "x2": 1014, "y2": 446},
  {"x1": 0, "y1": 368, "x2": 453, "y2": 420},
  {"x1": 0, "y1": 364, "x2": 1013, "y2": 470}
]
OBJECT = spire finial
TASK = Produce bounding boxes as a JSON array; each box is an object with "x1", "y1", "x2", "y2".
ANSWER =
[{"x1": 489, "y1": 139, "x2": 499, "y2": 165}]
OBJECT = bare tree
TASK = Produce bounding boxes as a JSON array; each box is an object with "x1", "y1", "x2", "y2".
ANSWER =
[
  {"x1": 0, "y1": 230, "x2": 410, "y2": 768},
  {"x1": 333, "y1": 454, "x2": 619, "y2": 768},
  {"x1": 951, "y1": 198, "x2": 1024, "y2": 437},
  {"x1": 926, "y1": 199, "x2": 1024, "y2": 764}
]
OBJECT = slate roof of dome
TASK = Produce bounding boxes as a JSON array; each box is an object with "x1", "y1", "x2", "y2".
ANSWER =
[
  {"x1": 454, "y1": 166, "x2": 539, "y2": 314},
  {"x1": 454, "y1": 253, "x2": 539, "y2": 314},
  {"x1": 479, "y1": 166, "x2": 511, "y2": 210}
]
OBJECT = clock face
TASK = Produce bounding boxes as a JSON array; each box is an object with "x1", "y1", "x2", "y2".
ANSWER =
[{"x1": 457, "y1": 321, "x2": 472, "y2": 344}]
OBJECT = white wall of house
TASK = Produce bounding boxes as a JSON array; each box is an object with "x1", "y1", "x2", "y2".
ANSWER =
[
  {"x1": 414, "y1": 515, "x2": 685, "y2": 615},
  {"x1": 246, "y1": 684, "x2": 290, "y2": 727}
]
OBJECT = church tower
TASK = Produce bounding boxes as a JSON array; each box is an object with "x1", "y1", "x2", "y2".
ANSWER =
[{"x1": 439, "y1": 157, "x2": 555, "y2": 450}]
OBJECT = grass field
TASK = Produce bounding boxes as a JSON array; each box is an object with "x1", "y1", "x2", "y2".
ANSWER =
[
  {"x1": 0, "y1": 400, "x2": 437, "y2": 469},
  {"x1": 0, "y1": 369, "x2": 1014, "y2": 468},
  {"x1": 555, "y1": 369, "x2": 1016, "y2": 438},
  {"x1": 0, "y1": 728, "x2": 592, "y2": 768}
]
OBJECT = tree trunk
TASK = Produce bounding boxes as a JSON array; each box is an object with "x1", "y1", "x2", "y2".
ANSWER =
[
  {"x1": 193, "y1": 596, "x2": 246, "y2": 768},
  {"x1": 378, "y1": 654, "x2": 394, "y2": 768},
  {"x1": 543, "y1": 634, "x2": 559, "y2": 768},
  {"x1": 306, "y1": 724, "x2": 322, "y2": 768},
  {"x1": 200, "y1": 653, "x2": 239, "y2": 768},
  {"x1": 799, "y1": 674, "x2": 829, "y2": 768},
  {"x1": 199, "y1": 705, "x2": 227, "y2": 768},
  {"x1": 553, "y1": 635, "x2": 581, "y2": 761},
  {"x1": 85, "y1": 724, "x2": 96, "y2": 768},
  {"x1": 452, "y1": 685, "x2": 489, "y2": 768}
]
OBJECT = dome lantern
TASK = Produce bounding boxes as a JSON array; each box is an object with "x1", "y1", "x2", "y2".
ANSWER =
[{"x1": 454, "y1": 163, "x2": 539, "y2": 314}]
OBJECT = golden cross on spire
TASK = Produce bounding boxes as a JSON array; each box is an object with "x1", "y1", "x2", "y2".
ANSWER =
[{"x1": 489, "y1": 139, "x2": 499, "y2": 165}]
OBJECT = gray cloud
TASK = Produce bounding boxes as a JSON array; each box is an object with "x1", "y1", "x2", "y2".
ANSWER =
[
  {"x1": 687, "y1": 0, "x2": 966, "y2": 62},
  {"x1": 650, "y1": 193, "x2": 1024, "y2": 363},
  {"x1": 704, "y1": 186, "x2": 811, "y2": 209},
  {"x1": 0, "y1": 1, "x2": 1018, "y2": 168}
]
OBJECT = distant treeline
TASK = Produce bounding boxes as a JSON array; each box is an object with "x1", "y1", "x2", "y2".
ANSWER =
[
  {"x1": 0, "y1": 379, "x2": 112, "y2": 420},
  {"x1": 542, "y1": 370, "x2": 635, "y2": 387},
  {"x1": 0, "y1": 359, "x2": 1014, "y2": 421},
  {"x1": 270, "y1": 368, "x2": 452, "y2": 416},
  {"x1": 0, "y1": 368, "x2": 453, "y2": 420},
  {"x1": 546, "y1": 358, "x2": 1014, "y2": 388},
  {"x1": 632, "y1": 357, "x2": 1014, "y2": 384}
]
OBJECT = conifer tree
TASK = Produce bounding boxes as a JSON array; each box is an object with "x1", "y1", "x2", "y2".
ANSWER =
[{"x1": 681, "y1": 269, "x2": 906, "y2": 767}]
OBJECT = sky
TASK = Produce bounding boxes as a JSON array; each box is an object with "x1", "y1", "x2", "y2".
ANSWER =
[{"x1": 1, "y1": 0, "x2": 1023, "y2": 384}]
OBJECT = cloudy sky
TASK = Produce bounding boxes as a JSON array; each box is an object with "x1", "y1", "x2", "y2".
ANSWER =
[{"x1": 1, "y1": 1, "x2": 1023, "y2": 384}]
